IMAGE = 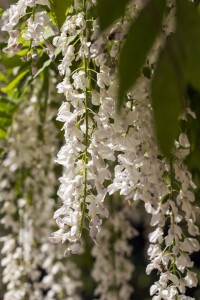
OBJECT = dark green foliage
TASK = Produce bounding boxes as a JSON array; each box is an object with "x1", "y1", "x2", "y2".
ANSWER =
[
  {"x1": 97, "y1": 0, "x2": 200, "y2": 158},
  {"x1": 151, "y1": 35, "x2": 185, "y2": 158},
  {"x1": 186, "y1": 87, "x2": 200, "y2": 173},
  {"x1": 118, "y1": 0, "x2": 166, "y2": 109},
  {"x1": 97, "y1": 0, "x2": 131, "y2": 31},
  {"x1": 176, "y1": 0, "x2": 200, "y2": 93},
  {"x1": 151, "y1": 0, "x2": 200, "y2": 158}
]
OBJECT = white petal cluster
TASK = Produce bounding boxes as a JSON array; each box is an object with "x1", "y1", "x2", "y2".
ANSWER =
[
  {"x1": 105, "y1": 75, "x2": 199, "y2": 298},
  {"x1": 2, "y1": 0, "x2": 54, "y2": 61},
  {"x1": 92, "y1": 200, "x2": 138, "y2": 300},
  {"x1": 0, "y1": 92, "x2": 82, "y2": 299},
  {"x1": 51, "y1": 2, "x2": 110, "y2": 250},
  {"x1": 23, "y1": 11, "x2": 52, "y2": 46},
  {"x1": 1, "y1": 0, "x2": 200, "y2": 299},
  {"x1": 51, "y1": 1, "x2": 200, "y2": 297}
]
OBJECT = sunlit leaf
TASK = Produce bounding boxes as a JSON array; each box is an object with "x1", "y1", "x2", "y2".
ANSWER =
[
  {"x1": 50, "y1": 0, "x2": 73, "y2": 29},
  {"x1": 0, "y1": 128, "x2": 7, "y2": 139},
  {"x1": 0, "y1": 113, "x2": 12, "y2": 129},
  {"x1": 0, "y1": 98, "x2": 18, "y2": 142},
  {"x1": 33, "y1": 48, "x2": 61, "y2": 78},
  {"x1": 118, "y1": 0, "x2": 166, "y2": 109},
  {"x1": 1, "y1": 69, "x2": 29, "y2": 94},
  {"x1": 151, "y1": 35, "x2": 185, "y2": 158},
  {"x1": 0, "y1": 99, "x2": 16, "y2": 114},
  {"x1": 97, "y1": 0, "x2": 131, "y2": 31},
  {"x1": 1, "y1": 54, "x2": 22, "y2": 69}
]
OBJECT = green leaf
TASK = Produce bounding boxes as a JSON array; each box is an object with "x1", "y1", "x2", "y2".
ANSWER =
[
  {"x1": 118, "y1": 0, "x2": 167, "y2": 109},
  {"x1": 195, "y1": 0, "x2": 200, "y2": 8},
  {"x1": 0, "y1": 98, "x2": 16, "y2": 114},
  {"x1": 34, "y1": 59, "x2": 52, "y2": 78},
  {"x1": 1, "y1": 69, "x2": 29, "y2": 94},
  {"x1": 176, "y1": 0, "x2": 200, "y2": 92},
  {"x1": 33, "y1": 48, "x2": 61, "y2": 78},
  {"x1": 151, "y1": 35, "x2": 185, "y2": 158},
  {"x1": 49, "y1": 0, "x2": 73, "y2": 29},
  {"x1": 0, "y1": 113, "x2": 12, "y2": 129},
  {"x1": 0, "y1": 128, "x2": 7, "y2": 139},
  {"x1": 1, "y1": 54, "x2": 22, "y2": 69},
  {"x1": 97, "y1": 0, "x2": 131, "y2": 31},
  {"x1": 37, "y1": 70, "x2": 49, "y2": 123},
  {"x1": 0, "y1": 98, "x2": 18, "y2": 141}
]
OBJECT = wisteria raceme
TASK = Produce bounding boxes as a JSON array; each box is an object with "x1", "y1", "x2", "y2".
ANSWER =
[
  {"x1": 1, "y1": 0, "x2": 200, "y2": 299},
  {"x1": 146, "y1": 120, "x2": 199, "y2": 299},
  {"x1": 104, "y1": 71, "x2": 200, "y2": 298},
  {"x1": 0, "y1": 96, "x2": 82, "y2": 300},
  {"x1": 1, "y1": 0, "x2": 56, "y2": 73},
  {"x1": 92, "y1": 198, "x2": 138, "y2": 300},
  {"x1": 50, "y1": 0, "x2": 111, "y2": 252}
]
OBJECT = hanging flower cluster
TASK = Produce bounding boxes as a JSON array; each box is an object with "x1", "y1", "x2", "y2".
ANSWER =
[
  {"x1": 0, "y1": 93, "x2": 82, "y2": 300},
  {"x1": 50, "y1": 0, "x2": 114, "y2": 251},
  {"x1": 1, "y1": 0, "x2": 200, "y2": 299},
  {"x1": 92, "y1": 198, "x2": 138, "y2": 300}
]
